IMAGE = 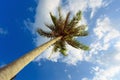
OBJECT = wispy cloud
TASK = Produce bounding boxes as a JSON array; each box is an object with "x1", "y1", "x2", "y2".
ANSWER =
[
  {"x1": 68, "y1": 74, "x2": 72, "y2": 80},
  {"x1": 88, "y1": 16, "x2": 120, "y2": 80},
  {"x1": 92, "y1": 66, "x2": 120, "y2": 80},
  {"x1": 116, "y1": 8, "x2": 120, "y2": 12},
  {"x1": 62, "y1": 45, "x2": 85, "y2": 65},
  {"x1": 64, "y1": 0, "x2": 110, "y2": 18},
  {"x1": 82, "y1": 77, "x2": 89, "y2": 80},
  {"x1": 88, "y1": 0, "x2": 111, "y2": 18},
  {"x1": 0, "y1": 27, "x2": 7, "y2": 35}
]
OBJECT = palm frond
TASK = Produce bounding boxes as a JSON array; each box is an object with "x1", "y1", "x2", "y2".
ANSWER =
[
  {"x1": 53, "y1": 41, "x2": 60, "y2": 52},
  {"x1": 69, "y1": 27, "x2": 88, "y2": 36},
  {"x1": 53, "y1": 40, "x2": 68, "y2": 56},
  {"x1": 60, "y1": 48, "x2": 68, "y2": 56},
  {"x1": 77, "y1": 25, "x2": 87, "y2": 31},
  {"x1": 45, "y1": 24, "x2": 55, "y2": 31},
  {"x1": 74, "y1": 31, "x2": 88, "y2": 36},
  {"x1": 66, "y1": 39, "x2": 89, "y2": 50},
  {"x1": 63, "y1": 12, "x2": 70, "y2": 31},
  {"x1": 37, "y1": 7, "x2": 89, "y2": 57},
  {"x1": 59, "y1": 40, "x2": 68, "y2": 56},
  {"x1": 68, "y1": 25, "x2": 88, "y2": 36},
  {"x1": 58, "y1": 7, "x2": 63, "y2": 21},
  {"x1": 68, "y1": 11, "x2": 82, "y2": 29},
  {"x1": 48, "y1": 41, "x2": 61, "y2": 58},
  {"x1": 50, "y1": 11, "x2": 64, "y2": 34},
  {"x1": 37, "y1": 28, "x2": 54, "y2": 38},
  {"x1": 50, "y1": 12, "x2": 58, "y2": 27}
]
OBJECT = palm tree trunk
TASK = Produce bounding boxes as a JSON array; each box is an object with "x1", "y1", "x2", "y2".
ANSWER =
[{"x1": 0, "y1": 36, "x2": 62, "y2": 80}]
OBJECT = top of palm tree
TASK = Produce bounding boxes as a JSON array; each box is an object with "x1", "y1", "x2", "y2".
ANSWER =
[{"x1": 37, "y1": 7, "x2": 89, "y2": 56}]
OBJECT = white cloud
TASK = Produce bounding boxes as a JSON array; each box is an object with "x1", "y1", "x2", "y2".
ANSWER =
[
  {"x1": 82, "y1": 77, "x2": 89, "y2": 80},
  {"x1": 64, "y1": 69, "x2": 68, "y2": 73},
  {"x1": 34, "y1": 0, "x2": 60, "y2": 30},
  {"x1": 92, "y1": 66, "x2": 120, "y2": 80},
  {"x1": 94, "y1": 17, "x2": 112, "y2": 39},
  {"x1": 89, "y1": 16, "x2": 120, "y2": 80},
  {"x1": 89, "y1": 0, "x2": 111, "y2": 18},
  {"x1": 68, "y1": 74, "x2": 72, "y2": 79},
  {"x1": 87, "y1": 16, "x2": 120, "y2": 60},
  {"x1": 114, "y1": 41, "x2": 120, "y2": 51},
  {"x1": 0, "y1": 27, "x2": 7, "y2": 35},
  {"x1": 116, "y1": 8, "x2": 120, "y2": 12},
  {"x1": 64, "y1": 0, "x2": 108, "y2": 18},
  {"x1": 65, "y1": 0, "x2": 88, "y2": 13},
  {"x1": 89, "y1": 0, "x2": 103, "y2": 18},
  {"x1": 62, "y1": 45, "x2": 85, "y2": 65}
]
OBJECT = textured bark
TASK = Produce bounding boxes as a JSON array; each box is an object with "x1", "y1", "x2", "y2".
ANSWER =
[{"x1": 0, "y1": 36, "x2": 62, "y2": 80}]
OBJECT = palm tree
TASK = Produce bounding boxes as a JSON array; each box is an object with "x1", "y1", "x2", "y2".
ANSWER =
[{"x1": 0, "y1": 7, "x2": 89, "y2": 80}]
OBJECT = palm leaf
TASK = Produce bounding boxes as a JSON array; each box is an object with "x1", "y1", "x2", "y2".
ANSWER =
[
  {"x1": 68, "y1": 25, "x2": 88, "y2": 36},
  {"x1": 37, "y1": 28, "x2": 54, "y2": 38},
  {"x1": 58, "y1": 7, "x2": 63, "y2": 21},
  {"x1": 63, "y1": 12, "x2": 70, "y2": 31},
  {"x1": 50, "y1": 11, "x2": 63, "y2": 34},
  {"x1": 48, "y1": 41, "x2": 61, "y2": 58},
  {"x1": 45, "y1": 24, "x2": 55, "y2": 31},
  {"x1": 74, "y1": 31, "x2": 88, "y2": 36},
  {"x1": 50, "y1": 12, "x2": 58, "y2": 27},
  {"x1": 53, "y1": 40, "x2": 68, "y2": 56},
  {"x1": 60, "y1": 48, "x2": 67, "y2": 56},
  {"x1": 53, "y1": 41, "x2": 60, "y2": 52},
  {"x1": 66, "y1": 39, "x2": 89, "y2": 50},
  {"x1": 68, "y1": 11, "x2": 82, "y2": 29},
  {"x1": 77, "y1": 25, "x2": 87, "y2": 31},
  {"x1": 59, "y1": 40, "x2": 68, "y2": 56}
]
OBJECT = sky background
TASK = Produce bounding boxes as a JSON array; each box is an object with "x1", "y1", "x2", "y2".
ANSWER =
[{"x1": 0, "y1": 0, "x2": 120, "y2": 80}]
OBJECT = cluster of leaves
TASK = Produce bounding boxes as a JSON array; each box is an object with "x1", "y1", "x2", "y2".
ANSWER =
[{"x1": 37, "y1": 7, "x2": 89, "y2": 56}]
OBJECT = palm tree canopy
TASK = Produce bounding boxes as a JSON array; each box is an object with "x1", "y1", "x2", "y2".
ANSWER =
[{"x1": 37, "y1": 7, "x2": 89, "y2": 56}]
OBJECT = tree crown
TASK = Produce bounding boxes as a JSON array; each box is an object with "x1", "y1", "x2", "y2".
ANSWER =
[{"x1": 37, "y1": 7, "x2": 89, "y2": 56}]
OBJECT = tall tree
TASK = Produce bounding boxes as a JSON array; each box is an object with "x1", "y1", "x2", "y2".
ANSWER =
[{"x1": 0, "y1": 7, "x2": 89, "y2": 80}]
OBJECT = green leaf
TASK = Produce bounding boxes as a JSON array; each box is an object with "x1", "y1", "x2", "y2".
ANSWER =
[
  {"x1": 45, "y1": 24, "x2": 55, "y2": 31},
  {"x1": 60, "y1": 48, "x2": 68, "y2": 56},
  {"x1": 37, "y1": 28, "x2": 54, "y2": 38},
  {"x1": 66, "y1": 39, "x2": 89, "y2": 51},
  {"x1": 63, "y1": 12, "x2": 70, "y2": 31},
  {"x1": 73, "y1": 31, "x2": 88, "y2": 36},
  {"x1": 58, "y1": 6, "x2": 63, "y2": 21},
  {"x1": 77, "y1": 25, "x2": 87, "y2": 31},
  {"x1": 68, "y1": 11, "x2": 82, "y2": 29},
  {"x1": 68, "y1": 25, "x2": 88, "y2": 37},
  {"x1": 53, "y1": 41, "x2": 60, "y2": 52},
  {"x1": 78, "y1": 43, "x2": 89, "y2": 50},
  {"x1": 50, "y1": 12, "x2": 57, "y2": 27}
]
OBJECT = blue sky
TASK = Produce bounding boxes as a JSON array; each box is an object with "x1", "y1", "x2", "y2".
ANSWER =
[{"x1": 0, "y1": 0, "x2": 120, "y2": 80}]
